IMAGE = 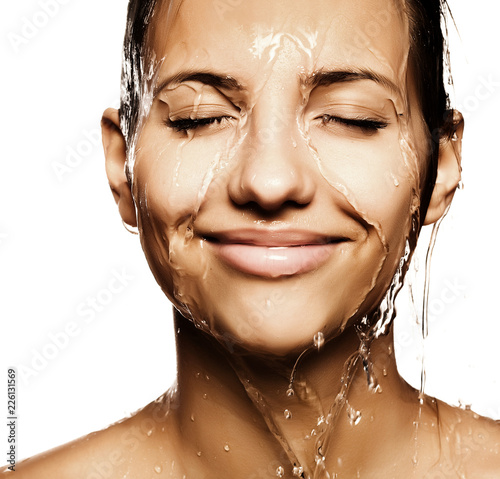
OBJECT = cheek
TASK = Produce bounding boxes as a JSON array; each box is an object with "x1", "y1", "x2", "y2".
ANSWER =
[
  {"x1": 134, "y1": 125, "x2": 231, "y2": 224},
  {"x1": 309, "y1": 129, "x2": 417, "y2": 245}
]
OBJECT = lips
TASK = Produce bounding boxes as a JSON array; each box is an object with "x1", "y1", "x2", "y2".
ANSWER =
[{"x1": 203, "y1": 229, "x2": 347, "y2": 278}]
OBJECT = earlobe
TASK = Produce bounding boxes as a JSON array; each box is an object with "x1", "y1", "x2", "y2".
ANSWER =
[
  {"x1": 423, "y1": 111, "x2": 464, "y2": 226},
  {"x1": 101, "y1": 108, "x2": 137, "y2": 228}
]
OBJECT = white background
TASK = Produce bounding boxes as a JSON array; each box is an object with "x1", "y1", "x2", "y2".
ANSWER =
[{"x1": 1, "y1": 0, "x2": 499, "y2": 462}]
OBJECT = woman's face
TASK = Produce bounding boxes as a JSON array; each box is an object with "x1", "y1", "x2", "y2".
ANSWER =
[{"x1": 132, "y1": 0, "x2": 429, "y2": 355}]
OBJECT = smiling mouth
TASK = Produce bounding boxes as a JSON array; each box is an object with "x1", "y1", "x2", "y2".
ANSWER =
[{"x1": 203, "y1": 232, "x2": 348, "y2": 278}]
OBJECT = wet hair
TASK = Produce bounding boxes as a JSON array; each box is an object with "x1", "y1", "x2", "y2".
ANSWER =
[{"x1": 118, "y1": 0, "x2": 456, "y2": 222}]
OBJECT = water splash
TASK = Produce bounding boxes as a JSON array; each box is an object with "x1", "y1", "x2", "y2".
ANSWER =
[
  {"x1": 293, "y1": 465, "x2": 304, "y2": 476},
  {"x1": 413, "y1": 208, "x2": 450, "y2": 466},
  {"x1": 313, "y1": 332, "x2": 325, "y2": 351},
  {"x1": 345, "y1": 400, "x2": 362, "y2": 426}
]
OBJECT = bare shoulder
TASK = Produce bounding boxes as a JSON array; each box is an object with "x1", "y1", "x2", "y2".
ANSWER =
[
  {"x1": 1, "y1": 394, "x2": 181, "y2": 479},
  {"x1": 434, "y1": 400, "x2": 500, "y2": 478}
]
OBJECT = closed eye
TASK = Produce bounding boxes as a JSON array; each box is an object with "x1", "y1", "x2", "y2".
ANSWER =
[
  {"x1": 165, "y1": 116, "x2": 234, "y2": 133},
  {"x1": 320, "y1": 115, "x2": 388, "y2": 133}
]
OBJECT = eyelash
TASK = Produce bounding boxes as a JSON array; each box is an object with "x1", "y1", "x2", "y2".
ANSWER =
[
  {"x1": 320, "y1": 115, "x2": 388, "y2": 132},
  {"x1": 164, "y1": 114, "x2": 388, "y2": 134},
  {"x1": 165, "y1": 116, "x2": 233, "y2": 133}
]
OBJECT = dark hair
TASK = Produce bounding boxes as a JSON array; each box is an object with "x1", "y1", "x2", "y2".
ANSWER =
[
  {"x1": 118, "y1": 0, "x2": 456, "y2": 222},
  {"x1": 119, "y1": 0, "x2": 157, "y2": 157}
]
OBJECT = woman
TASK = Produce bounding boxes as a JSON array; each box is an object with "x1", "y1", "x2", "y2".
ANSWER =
[{"x1": 6, "y1": 0, "x2": 500, "y2": 477}]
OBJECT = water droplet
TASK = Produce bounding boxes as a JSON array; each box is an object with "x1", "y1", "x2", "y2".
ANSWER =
[
  {"x1": 202, "y1": 393, "x2": 208, "y2": 400},
  {"x1": 197, "y1": 451, "x2": 202, "y2": 457},
  {"x1": 286, "y1": 387, "x2": 295, "y2": 397},
  {"x1": 293, "y1": 465, "x2": 304, "y2": 476},
  {"x1": 276, "y1": 466, "x2": 285, "y2": 477},
  {"x1": 382, "y1": 367, "x2": 388, "y2": 377},
  {"x1": 224, "y1": 444, "x2": 230, "y2": 452},
  {"x1": 346, "y1": 402, "x2": 362, "y2": 426},
  {"x1": 190, "y1": 414, "x2": 195, "y2": 422},
  {"x1": 313, "y1": 331, "x2": 325, "y2": 350},
  {"x1": 284, "y1": 409, "x2": 292, "y2": 420},
  {"x1": 146, "y1": 429, "x2": 153, "y2": 437},
  {"x1": 205, "y1": 374, "x2": 210, "y2": 381},
  {"x1": 154, "y1": 465, "x2": 162, "y2": 474}
]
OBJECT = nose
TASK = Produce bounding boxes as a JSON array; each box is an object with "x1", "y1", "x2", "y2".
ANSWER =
[{"x1": 227, "y1": 119, "x2": 316, "y2": 211}]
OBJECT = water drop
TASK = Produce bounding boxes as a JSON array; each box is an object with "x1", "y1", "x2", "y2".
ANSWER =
[
  {"x1": 154, "y1": 465, "x2": 162, "y2": 474},
  {"x1": 224, "y1": 444, "x2": 230, "y2": 452},
  {"x1": 146, "y1": 429, "x2": 153, "y2": 437},
  {"x1": 202, "y1": 393, "x2": 208, "y2": 400},
  {"x1": 284, "y1": 409, "x2": 292, "y2": 420},
  {"x1": 286, "y1": 387, "x2": 295, "y2": 397},
  {"x1": 393, "y1": 176, "x2": 400, "y2": 187},
  {"x1": 346, "y1": 402, "x2": 362, "y2": 426},
  {"x1": 382, "y1": 367, "x2": 388, "y2": 377},
  {"x1": 293, "y1": 465, "x2": 304, "y2": 476},
  {"x1": 313, "y1": 331, "x2": 325, "y2": 350},
  {"x1": 197, "y1": 451, "x2": 202, "y2": 457},
  {"x1": 190, "y1": 414, "x2": 195, "y2": 422},
  {"x1": 276, "y1": 466, "x2": 285, "y2": 477}
]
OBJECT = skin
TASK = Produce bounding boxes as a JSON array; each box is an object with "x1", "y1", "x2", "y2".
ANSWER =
[{"x1": 5, "y1": 0, "x2": 499, "y2": 477}]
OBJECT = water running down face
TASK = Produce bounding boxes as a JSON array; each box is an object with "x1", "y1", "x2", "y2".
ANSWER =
[{"x1": 115, "y1": 0, "x2": 460, "y2": 357}]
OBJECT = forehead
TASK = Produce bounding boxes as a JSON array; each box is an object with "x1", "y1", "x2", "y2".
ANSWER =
[{"x1": 152, "y1": 0, "x2": 409, "y2": 88}]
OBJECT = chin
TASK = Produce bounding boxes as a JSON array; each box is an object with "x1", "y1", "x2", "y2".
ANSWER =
[{"x1": 207, "y1": 305, "x2": 342, "y2": 358}]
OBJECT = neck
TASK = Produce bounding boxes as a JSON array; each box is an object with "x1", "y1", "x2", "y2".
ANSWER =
[{"x1": 170, "y1": 310, "x2": 424, "y2": 478}]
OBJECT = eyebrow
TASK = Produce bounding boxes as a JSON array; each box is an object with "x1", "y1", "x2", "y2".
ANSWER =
[
  {"x1": 154, "y1": 68, "x2": 400, "y2": 98},
  {"x1": 154, "y1": 71, "x2": 244, "y2": 97},
  {"x1": 306, "y1": 69, "x2": 400, "y2": 94}
]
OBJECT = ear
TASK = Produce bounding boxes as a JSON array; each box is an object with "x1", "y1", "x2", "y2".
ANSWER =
[
  {"x1": 101, "y1": 108, "x2": 137, "y2": 228},
  {"x1": 423, "y1": 112, "x2": 464, "y2": 226}
]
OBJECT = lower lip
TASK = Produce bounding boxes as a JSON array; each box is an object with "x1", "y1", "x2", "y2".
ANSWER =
[{"x1": 211, "y1": 243, "x2": 338, "y2": 278}]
